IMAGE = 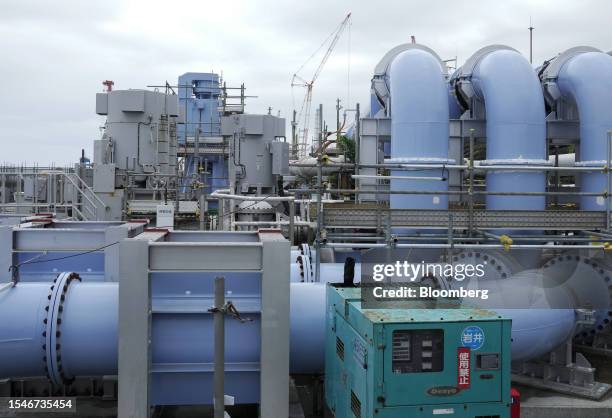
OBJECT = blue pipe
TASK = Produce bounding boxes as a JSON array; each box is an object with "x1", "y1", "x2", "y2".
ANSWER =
[
  {"x1": 388, "y1": 47, "x2": 451, "y2": 211},
  {"x1": 555, "y1": 51, "x2": 612, "y2": 210},
  {"x1": 468, "y1": 47, "x2": 547, "y2": 211},
  {"x1": 0, "y1": 279, "x2": 326, "y2": 380},
  {"x1": 0, "y1": 265, "x2": 581, "y2": 381}
]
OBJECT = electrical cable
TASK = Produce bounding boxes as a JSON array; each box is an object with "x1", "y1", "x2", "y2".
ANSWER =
[{"x1": 8, "y1": 241, "x2": 121, "y2": 285}]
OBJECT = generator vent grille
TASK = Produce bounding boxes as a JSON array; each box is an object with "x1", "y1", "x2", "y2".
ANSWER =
[
  {"x1": 350, "y1": 390, "x2": 361, "y2": 418},
  {"x1": 336, "y1": 337, "x2": 345, "y2": 361}
]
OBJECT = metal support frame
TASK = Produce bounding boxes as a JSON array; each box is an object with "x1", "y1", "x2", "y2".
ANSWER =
[
  {"x1": 213, "y1": 276, "x2": 225, "y2": 418},
  {"x1": 117, "y1": 239, "x2": 151, "y2": 417},
  {"x1": 117, "y1": 230, "x2": 289, "y2": 418},
  {"x1": 512, "y1": 340, "x2": 611, "y2": 400}
]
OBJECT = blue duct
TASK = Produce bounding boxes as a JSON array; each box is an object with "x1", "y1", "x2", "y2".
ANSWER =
[
  {"x1": 555, "y1": 51, "x2": 612, "y2": 210},
  {"x1": 464, "y1": 46, "x2": 547, "y2": 211},
  {"x1": 388, "y1": 47, "x2": 451, "y2": 211}
]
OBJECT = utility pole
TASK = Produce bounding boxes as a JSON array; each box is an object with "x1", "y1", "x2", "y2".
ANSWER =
[
  {"x1": 529, "y1": 18, "x2": 534, "y2": 64},
  {"x1": 291, "y1": 110, "x2": 297, "y2": 159},
  {"x1": 336, "y1": 98, "x2": 341, "y2": 134}
]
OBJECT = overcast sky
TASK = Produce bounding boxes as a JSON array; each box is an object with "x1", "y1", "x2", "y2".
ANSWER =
[{"x1": 1, "y1": 0, "x2": 610, "y2": 165}]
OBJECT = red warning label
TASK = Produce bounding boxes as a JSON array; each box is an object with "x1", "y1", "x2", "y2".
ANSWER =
[{"x1": 457, "y1": 347, "x2": 471, "y2": 390}]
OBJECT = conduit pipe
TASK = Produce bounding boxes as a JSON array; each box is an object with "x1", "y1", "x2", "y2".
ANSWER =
[
  {"x1": 457, "y1": 45, "x2": 548, "y2": 211},
  {"x1": 542, "y1": 47, "x2": 612, "y2": 210},
  {"x1": 388, "y1": 45, "x2": 452, "y2": 212}
]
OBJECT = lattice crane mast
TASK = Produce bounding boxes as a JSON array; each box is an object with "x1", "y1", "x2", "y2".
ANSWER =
[{"x1": 291, "y1": 12, "x2": 351, "y2": 157}]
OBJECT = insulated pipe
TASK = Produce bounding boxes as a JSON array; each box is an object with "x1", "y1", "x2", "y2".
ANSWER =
[
  {"x1": 388, "y1": 46, "x2": 451, "y2": 211},
  {"x1": 0, "y1": 274, "x2": 117, "y2": 382},
  {"x1": 458, "y1": 46, "x2": 547, "y2": 211},
  {"x1": 0, "y1": 279, "x2": 327, "y2": 379},
  {"x1": 457, "y1": 46, "x2": 547, "y2": 267},
  {"x1": 0, "y1": 266, "x2": 586, "y2": 379},
  {"x1": 546, "y1": 49, "x2": 612, "y2": 210}
]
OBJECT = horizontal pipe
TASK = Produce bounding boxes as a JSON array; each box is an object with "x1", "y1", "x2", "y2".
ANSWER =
[
  {"x1": 289, "y1": 162, "x2": 605, "y2": 172},
  {"x1": 351, "y1": 174, "x2": 446, "y2": 181},
  {"x1": 289, "y1": 188, "x2": 604, "y2": 197},
  {"x1": 323, "y1": 242, "x2": 607, "y2": 250},
  {"x1": 0, "y1": 272, "x2": 581, "y2": 379},
  {"x1": 210, "y1": 191, "x2": 294, "y2": 202}
]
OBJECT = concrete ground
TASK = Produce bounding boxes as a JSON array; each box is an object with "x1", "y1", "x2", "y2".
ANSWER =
[
  {"x1": 518, "y1": 385, "x2": 612, "y2": 418},
  {"x1": 518, "y1": 353, "x2": 612, "y2": 418},
  {"x1": 2, "y1": 355, "x2": 611, "y2": 417}
]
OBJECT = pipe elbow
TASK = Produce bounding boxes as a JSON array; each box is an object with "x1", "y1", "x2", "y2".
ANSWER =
[{"x1": 467, "y1": 47, "x2": 546, "y2": 161}]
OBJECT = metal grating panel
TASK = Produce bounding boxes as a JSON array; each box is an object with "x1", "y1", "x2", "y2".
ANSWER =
[{"x1": 323, "y1": 208, "x2": 610, "y2": 230}]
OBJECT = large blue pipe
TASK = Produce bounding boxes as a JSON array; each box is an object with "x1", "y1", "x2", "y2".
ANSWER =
[
  {"x1": 0, "y1": 268, "x2": 579, "y2": 380},
  {"x1": 555, "y1": 51, "x2": 612, "y2": 210},
  {"x1": 467, "y1": 47, "x2": 547, "y2": 210},
  {"x1": 388, "y1": 47, "x2": 451, "y2": 211},
  {"x1": 0, "y1": 279, "x2": 326, "y2": 381}
]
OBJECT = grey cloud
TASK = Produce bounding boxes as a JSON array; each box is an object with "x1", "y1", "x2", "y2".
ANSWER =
[{"x1": 1, "y1": 0, "x2": 611, "y2": 164}]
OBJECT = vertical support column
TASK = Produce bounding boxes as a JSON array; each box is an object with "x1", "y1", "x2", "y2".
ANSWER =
[
  {"x1": 1, "y1": 173, "x2": 6, "y2": 204},
  {"x1": 213, "y1": 276, "x2": 225, "y2": 418},
  {"x1": 118, "y1": 239, "x2": 151, "y2": 418},
  {"x1": 288, "y1": 200, "x2": 295, "y2": 245},
  {"x1": 0, "y1": 226, "x2": 14, "y2": 282},
  {"x1": 354, "y1": 103, "x2": 360, "y2": 204},
  {"x1": 104, "y1": 225, "x2": 129, "y2": 282},
  {"x1": 259, "y1": 231, "x2": 290, "y2": 418}
]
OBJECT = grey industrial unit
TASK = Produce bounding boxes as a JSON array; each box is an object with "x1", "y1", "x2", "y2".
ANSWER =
[
  {"x1": 95, "y1": 89, "x2": 180, "y2": 219},
  {"x1": 222, "y1": 114, "x2": 288, "y2": 195}
]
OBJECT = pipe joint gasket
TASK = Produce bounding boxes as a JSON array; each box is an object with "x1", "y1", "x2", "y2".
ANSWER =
[{"x1": 43, "y1": 272, "x2": 81, "y2": 386}]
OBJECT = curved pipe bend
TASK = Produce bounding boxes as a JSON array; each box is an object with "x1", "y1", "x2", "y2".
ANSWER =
[
  {"x1": 388, "y1": 47, "x2": 451, "y2": 212},
  {"x1": 458, "y1": 46, "x2": 547, "y2": 211},
  {"x1": 551, "y1": 49, "x2": 612, "y2": 210}
]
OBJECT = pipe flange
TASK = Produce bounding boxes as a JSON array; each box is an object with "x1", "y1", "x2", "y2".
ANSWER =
[
  {"x1": 542, "y1": 254, "x2": 612, "y2": 340},
  {"x1": 43, "y1": 272, "x2": 81, "y2": 386},
  {"x1": 450, "y1": 250, "x2": 522, "y2": 287},
  {"x1": 301, "y1": 244, "x2": 313, "y2": 264},
  {"x1": 302, "y1": 253, "x2": 313, "y2": 282}
]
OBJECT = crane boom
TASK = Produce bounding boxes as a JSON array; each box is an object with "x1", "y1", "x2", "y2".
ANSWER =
[{"x1": 292, "y1": 12, "x2": 351, "y2": 157}]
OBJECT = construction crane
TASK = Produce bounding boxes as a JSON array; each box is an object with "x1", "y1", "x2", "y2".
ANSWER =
[{"x1": 292, "y1": 12, "x2": 351, "y2": 157}]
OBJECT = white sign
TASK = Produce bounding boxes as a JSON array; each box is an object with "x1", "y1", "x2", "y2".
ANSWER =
[{"x1": 156, "y1": 204, "x2": 174, "y2": 230}]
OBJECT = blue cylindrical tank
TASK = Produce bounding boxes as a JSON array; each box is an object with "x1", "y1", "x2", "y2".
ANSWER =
[
  {"x1": 468, "y1": 48, "x2": 547, "y2": 210},
  {"x1": 556, "y1": 51, "x2": 612, "y2": 210},
  {"x1": 388, "y1": 48, "x2": 451, "y2": 211}
]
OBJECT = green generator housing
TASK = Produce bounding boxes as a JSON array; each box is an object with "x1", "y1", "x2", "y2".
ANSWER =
[{"x1": 324, "y1": 284, "x2": 512, "y2": 418}]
